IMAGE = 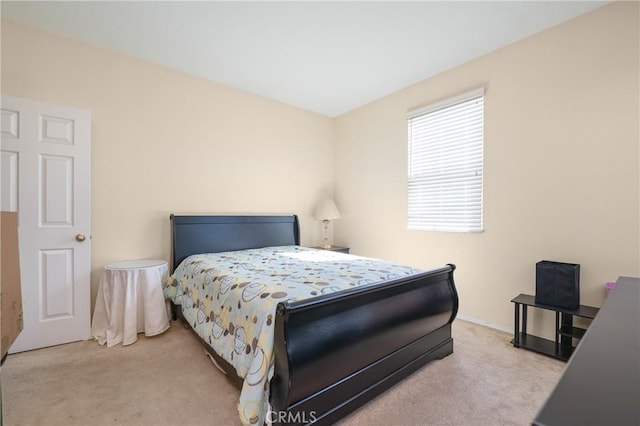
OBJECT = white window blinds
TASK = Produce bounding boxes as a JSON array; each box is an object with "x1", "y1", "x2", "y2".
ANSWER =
[{"x1": 407, "y1": 88, "x2": 484, "y2": 232}]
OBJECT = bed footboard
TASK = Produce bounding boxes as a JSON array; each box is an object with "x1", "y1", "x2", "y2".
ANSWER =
[{"x1": 270, "y1": 264, "x2": 458, "y2": 425}]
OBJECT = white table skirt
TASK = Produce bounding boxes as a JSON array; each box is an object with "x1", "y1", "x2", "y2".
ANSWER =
[{"x1": 91, "y1": 260, "x2": 170, "y2": 347}]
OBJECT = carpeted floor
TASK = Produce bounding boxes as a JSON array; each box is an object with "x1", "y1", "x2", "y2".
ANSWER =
[{"x1": 1, "y1": 320, "x2": 564, "y2": 426}]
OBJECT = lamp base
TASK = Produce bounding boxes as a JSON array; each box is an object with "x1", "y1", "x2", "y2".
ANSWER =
[{"x1": 320, "y1": 219, "x2": 332, "y2": 250}]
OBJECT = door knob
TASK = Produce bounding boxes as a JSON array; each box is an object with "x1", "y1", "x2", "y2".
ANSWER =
[{"x1": 75, "y1": 233, "x2": 86, "y2": 242}]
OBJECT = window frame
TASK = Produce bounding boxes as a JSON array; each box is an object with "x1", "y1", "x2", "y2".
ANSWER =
[{"x1": 407, "y1": 88, "x2": 485, "y2": 233}]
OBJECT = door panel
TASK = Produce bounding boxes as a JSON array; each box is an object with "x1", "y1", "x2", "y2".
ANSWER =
[
  {"x1": 40, "y1": 248, "x2": 74, "y2": 319},
  {"x1": 40, "y1": 114, "x2": 74, "y2": 145},
  {"x1": 40, "y1": 154, "x2": 74, "y2": 226},
  {"x1": 1, "y1": 150, "x2": 19, "y2": 211},
  {"x1": 1, "y1": 108, "x2": 19, "y2": 138}
]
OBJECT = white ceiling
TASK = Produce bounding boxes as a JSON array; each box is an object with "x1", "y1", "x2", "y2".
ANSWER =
[{"x1": 1, "y1": 1, "x2": 607, "y2": 117}]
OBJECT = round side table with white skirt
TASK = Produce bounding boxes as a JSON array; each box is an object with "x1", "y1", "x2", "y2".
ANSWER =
[{"x1": 91, "y1": 259, "x2": 170, "y2": 347}]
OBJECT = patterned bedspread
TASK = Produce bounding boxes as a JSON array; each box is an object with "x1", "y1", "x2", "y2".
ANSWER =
[{"x1": 163, "y1": 245, "x2": 422, "y2": 425}]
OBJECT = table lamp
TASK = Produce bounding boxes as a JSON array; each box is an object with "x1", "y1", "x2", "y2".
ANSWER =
[{"x1": 313, "y1": 199, "x2": 341, "y2": 249}]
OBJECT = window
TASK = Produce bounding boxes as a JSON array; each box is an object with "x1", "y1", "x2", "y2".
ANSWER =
[{"x1": 407, "y1": 88, "x2": 484, "y2": 232}]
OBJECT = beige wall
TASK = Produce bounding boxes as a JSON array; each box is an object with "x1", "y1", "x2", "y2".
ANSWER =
[
  {"x1": 334, "y1": 2, "x2": 639, "y2": 334},
  {"x1": 1, "y1": 20, "x2": 335, "y2": 304}
]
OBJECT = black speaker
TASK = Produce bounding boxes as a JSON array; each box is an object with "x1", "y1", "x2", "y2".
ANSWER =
[{"x1": 535, "y1": 260, "x2": 580, "y2": 309}]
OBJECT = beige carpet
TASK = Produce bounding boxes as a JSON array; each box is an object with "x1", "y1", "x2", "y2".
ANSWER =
[{"x1": 1, "y1": 320, "x2": 564, "y2": 426}]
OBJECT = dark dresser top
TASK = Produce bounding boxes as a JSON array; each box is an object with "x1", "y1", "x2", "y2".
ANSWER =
[{"x1": 534, "y1": 276, "x2": 640, "y2": 426}]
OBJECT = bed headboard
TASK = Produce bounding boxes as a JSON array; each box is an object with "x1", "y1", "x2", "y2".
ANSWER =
[{"x1": 170, "y1": 214, "x2": 300, "y2": 271}]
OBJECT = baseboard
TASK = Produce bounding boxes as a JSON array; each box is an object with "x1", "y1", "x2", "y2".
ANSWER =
[{"x1": 456, "y1": 314, "x2": 512, "y2": 334}]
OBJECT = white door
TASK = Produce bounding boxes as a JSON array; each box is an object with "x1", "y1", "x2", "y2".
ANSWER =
[{"x1": 1, "y1": 95, "x2": 91, "y2": 353}]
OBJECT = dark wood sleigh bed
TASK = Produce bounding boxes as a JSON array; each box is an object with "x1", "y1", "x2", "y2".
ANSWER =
[{"x1": 169, "y1": 214, "x2": 459, "y2": 425}]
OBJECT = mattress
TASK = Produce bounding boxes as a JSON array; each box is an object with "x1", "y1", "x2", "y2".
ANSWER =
[{"x1": 163, "y1": 245, "x2": 423, "y2": 425}]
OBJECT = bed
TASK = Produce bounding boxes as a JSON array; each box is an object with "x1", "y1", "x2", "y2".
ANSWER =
[{"x1": 166, "y1": 214, "x2": 458, "y2": 425}]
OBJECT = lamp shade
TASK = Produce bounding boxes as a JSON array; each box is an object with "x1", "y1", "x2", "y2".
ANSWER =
[{"x1": 313, "y1": 199, "x2": 341, "y2": 221}]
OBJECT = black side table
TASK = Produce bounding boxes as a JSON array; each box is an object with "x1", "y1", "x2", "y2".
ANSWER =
[
  {"x1": 311, "y1": 246, "x2": 350, "y2": 254},
  {"x1": 511, "y1": 294, "x2": 598, "y2": 361}
]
